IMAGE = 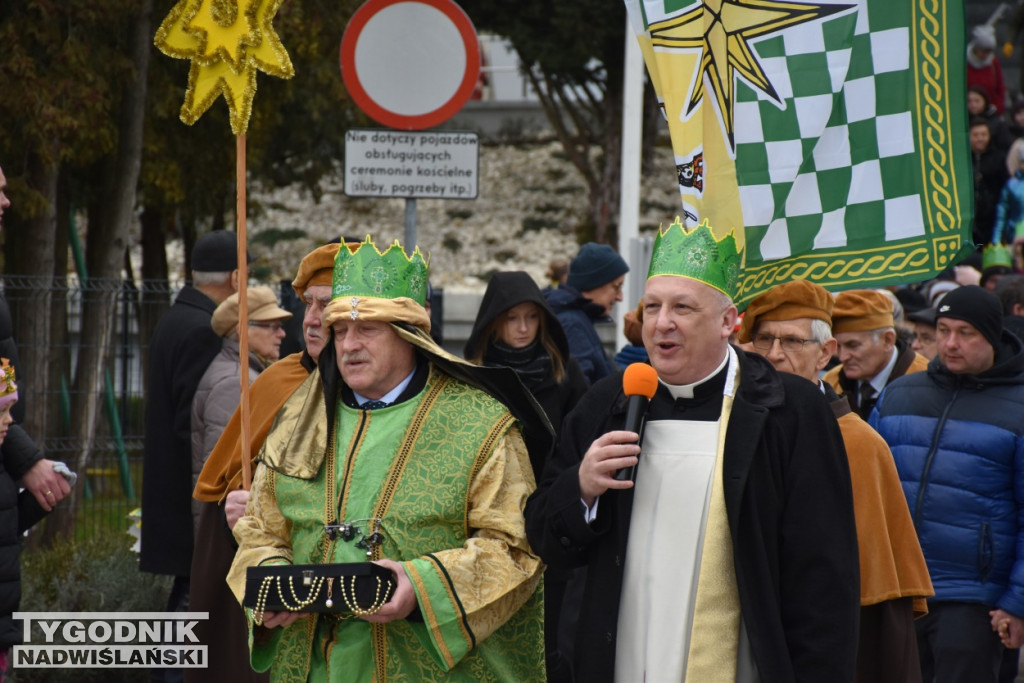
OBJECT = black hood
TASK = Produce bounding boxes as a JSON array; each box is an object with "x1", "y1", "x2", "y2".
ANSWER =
[{"x1": 463, "y1": 271, "x2": 570, "y2": 361}]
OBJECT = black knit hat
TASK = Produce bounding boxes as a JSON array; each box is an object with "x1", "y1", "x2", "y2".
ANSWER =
[
  {"x1": 935, "y1": 285, "x2": 1003, "y2": 350},
  {"x1": 192, "y1": 230, "x2": 254, "y2": 272},
  {"x1": 567, "y1": 243, "x2": 629, "y2": 292}
]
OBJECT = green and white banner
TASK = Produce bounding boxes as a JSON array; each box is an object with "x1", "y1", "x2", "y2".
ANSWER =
[{"x1": 625, "y1": 0, "x2": 973, "y2": 308}]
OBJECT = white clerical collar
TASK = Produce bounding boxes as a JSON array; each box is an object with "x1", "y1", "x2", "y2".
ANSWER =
[
  {"x1": 659, "y1": 347, "x2": 736, "y2": 400},
  {"x1": 354, "y1": 367, "x2": 416, "y2": 407}
]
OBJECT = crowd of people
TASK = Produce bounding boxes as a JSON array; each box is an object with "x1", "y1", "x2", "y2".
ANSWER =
[
  {"x1": 121, "y1": 207, "x2": 1024, "y2": 682},
  {"x1": 971, "y1": 20, "x2": 1024, "y2": 255},
  {"x1": 7, "y1": 35, "x2": 1024, "y2": 676}
]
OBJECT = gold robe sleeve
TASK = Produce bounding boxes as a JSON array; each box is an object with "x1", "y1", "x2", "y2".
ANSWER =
[{"x1": 226, "y1": 461, "x2": 294, "y2": 604}]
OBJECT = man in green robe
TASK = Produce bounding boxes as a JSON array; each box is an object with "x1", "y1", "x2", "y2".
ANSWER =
[{"x1": 228, "y1": 236, "x2": 549, "y2": 682}]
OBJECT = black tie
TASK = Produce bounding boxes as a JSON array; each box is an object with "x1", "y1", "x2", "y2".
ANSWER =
[
  {"x1": 361, "y1": 400, "x2": 389, "y2": 410},
  {"x1": 858, "y1": 384, "x2": 876, "y2": 413}
]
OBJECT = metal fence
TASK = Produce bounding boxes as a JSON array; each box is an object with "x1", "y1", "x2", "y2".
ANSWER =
[{"x1": 0, "y1": 275, "x2": 292, "y2": 542}]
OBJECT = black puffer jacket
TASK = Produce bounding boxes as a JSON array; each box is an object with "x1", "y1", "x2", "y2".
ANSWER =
[{"x1": 0, "y1": 293, "x2": 44, "y2": 647}]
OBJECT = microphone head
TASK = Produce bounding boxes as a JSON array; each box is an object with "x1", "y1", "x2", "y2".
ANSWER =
[{"x1": 622, "y1": 363, "x2": 658, "y2": 399}]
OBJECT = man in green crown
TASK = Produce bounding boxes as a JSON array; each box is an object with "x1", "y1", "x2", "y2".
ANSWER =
[
  {"x1": 526, "y1": 220, "x2": 861, "y2": 681},
  {"x1": 228, "y1": 236, "x2": 550, "y2": 682}
]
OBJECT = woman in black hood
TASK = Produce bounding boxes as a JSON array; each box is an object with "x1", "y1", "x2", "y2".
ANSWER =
[
  {"x1": 465, "y1": 271, "x2": 588, "y2": 451},
  {"x1": 464, "y1": 270, "x2": 587, "y2": 683}
]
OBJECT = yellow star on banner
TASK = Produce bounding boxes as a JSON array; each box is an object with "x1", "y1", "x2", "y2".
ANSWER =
[
  {"x1": 154, "y1": 0, "x2": 294, "y2": 135},
  {"x1": 650, "y1": 0, "x2": 852, "y2": 148}
]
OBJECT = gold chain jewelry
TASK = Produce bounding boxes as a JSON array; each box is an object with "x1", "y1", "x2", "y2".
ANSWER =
[
  {"x1": 252, "y1": 574, "x2": 329, "y2": 623},
  {"x1": 253, "y1": 576, "x2": 275, "y2": 626},
  {"x1": 282, "y1": 575, "x2": 325, "y2": 610},
  {"x1": 325, "y1": 577, "x2": 335, "y2": 609},
  {"x1": 339, "y1": 576, "x2": 390, "y2": 616}
]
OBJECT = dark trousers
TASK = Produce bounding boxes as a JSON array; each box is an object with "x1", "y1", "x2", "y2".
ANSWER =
[
  {"x1": 1000, "y1": 646, "x2": 1020, "y2": 683},
  {"x1": 150, "y1": 575, "x2": 190, "y2": 683},
  {"x1": 917, "y1": 601, "x2": 1003, "y2": 683},
  {"x1": 544, "y1": 575, "x2": 572, "y2": 683},
  {"x1": 185, "y1": 502, "x2": 268, "y2": 683},
  {"x1": 857, "y1": 597, "x2": 921, "y2": 683}
]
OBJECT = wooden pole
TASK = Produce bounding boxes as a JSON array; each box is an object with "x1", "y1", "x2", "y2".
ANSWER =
[{"x1": 237, "y1": 134, "x2": 253, "y2": 490}]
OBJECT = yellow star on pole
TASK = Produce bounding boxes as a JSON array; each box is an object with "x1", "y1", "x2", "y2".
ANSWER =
[
  {"x1": 650, "y1": 0, "x2": 853, "y2": 148},
  {"x1": 154, "y1": 0, "x2": 294, "y2": 135}
]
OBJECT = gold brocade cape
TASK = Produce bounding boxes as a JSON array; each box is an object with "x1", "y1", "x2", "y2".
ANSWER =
[{"x1": 228, "y1": 364, "x2": 545, "y2": 682}]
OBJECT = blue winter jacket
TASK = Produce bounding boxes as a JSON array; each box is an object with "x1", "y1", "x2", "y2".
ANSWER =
[
  {"x1": 869, "y1": 332, "x2": 1024, "y2": 615},
  {"x1": 993, "y1": 170, "x2": 1024, "y2": 243},
  {"x1": 543, "y1": 285, "x2": 614, "y2": 385}
]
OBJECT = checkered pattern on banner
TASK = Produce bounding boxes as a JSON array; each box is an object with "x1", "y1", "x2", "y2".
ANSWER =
[{"x1": 733, "y1": 0, "x2": 923, "y2": 264}]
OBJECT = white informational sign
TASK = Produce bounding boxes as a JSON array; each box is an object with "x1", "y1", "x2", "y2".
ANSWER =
[{"x1": 344, "y1": 128, "x2": 479, "y2": 199}]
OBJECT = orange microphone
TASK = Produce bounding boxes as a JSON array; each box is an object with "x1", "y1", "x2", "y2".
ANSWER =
[{"x1": 614, "y1": 363, "x2": 659, "y2": 482}]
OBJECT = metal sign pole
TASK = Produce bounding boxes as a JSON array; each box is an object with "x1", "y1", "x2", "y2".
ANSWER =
[
  {"x1": 404, "y1": 197, "x2": 417, "y2": 253},
  {"x1": 618, "y1": 16, "x2": 645, "y2": 351}
]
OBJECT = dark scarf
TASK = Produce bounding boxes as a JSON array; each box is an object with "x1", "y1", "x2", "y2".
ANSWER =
[{"x1": 484, "y1": 340, "x2": 552, "y2": 391}]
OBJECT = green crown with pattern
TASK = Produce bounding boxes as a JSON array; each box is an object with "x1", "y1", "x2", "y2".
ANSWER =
[
  {"x1": 331, "y1": 235, "x2": 429, "y2": 305},
  {"x1": 982, "y1": 243, "x2": 1013, "y2": 270},
  {"x1": 647, "y1": 218, "x2": 742, "y2": 298}
]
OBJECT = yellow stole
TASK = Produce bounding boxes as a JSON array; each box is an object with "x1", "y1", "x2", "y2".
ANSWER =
[{"x1": 684, "y1": 384, "x2": 740, "y2": 679}]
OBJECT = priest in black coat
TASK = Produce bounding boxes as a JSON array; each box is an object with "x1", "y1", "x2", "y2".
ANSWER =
[{"x1": 525, "y1": 222, "x2": 860, "y2": 682}]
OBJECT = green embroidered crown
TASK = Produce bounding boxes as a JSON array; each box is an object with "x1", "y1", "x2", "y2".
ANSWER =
[
  {"x1": 332, "y1": 235, "x2": 429, "y2": 306},
  {"x1": 982, "y1": 243, "x2": 1013, "y2": 270},
  {"x1": 647, "y1": 218, "x2": 742, "y2": 298}
]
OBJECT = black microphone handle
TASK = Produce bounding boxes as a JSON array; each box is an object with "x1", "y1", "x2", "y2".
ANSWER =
[{"x1": 613, "y1": 395, "x2": 650, "y2": 481}]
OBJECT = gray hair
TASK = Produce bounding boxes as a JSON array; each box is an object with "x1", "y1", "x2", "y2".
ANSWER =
[
  {"x1": 809, "y1": 318, "x2": 833, "y2": 344},
  {"x1": 192, "y1": 270, "x2": 232, "y2": 287},
  {"x1": 869, "y1": 328, "x2": 894, "y2": 343},
  {"x1": 711, "y1": 287, "x2": 734, "y2": 311}
]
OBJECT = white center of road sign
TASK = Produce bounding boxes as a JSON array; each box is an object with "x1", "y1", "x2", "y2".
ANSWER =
[{"x1": 355, "y1": 4, "x2": 466, "y2": 116}]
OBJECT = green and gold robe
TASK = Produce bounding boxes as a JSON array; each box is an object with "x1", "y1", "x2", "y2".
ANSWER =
[{"x1": 228, "y1": 365, "x2": 545, "y2": 682}]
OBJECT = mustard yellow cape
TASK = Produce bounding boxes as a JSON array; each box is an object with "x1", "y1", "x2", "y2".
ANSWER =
[
  {"x1": 837, "y1": 410, "x2": 933, "y2": 614},
  {"x1": 193, "y1": 352, "x2": 311, "y2": 503}
]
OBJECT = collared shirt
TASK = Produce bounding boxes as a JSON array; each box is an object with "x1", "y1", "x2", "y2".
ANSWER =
[
  {"x1": 353, "y1": 368, "x2": 416, "y2": 408},
  {"x1": 659, "y1": 351, "x2": 730, "y2": 399}
]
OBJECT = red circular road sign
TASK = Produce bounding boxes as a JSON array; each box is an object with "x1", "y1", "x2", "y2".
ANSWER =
[{"x1": 340, "y1": 0, "x2": 481, "y2": 130}]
